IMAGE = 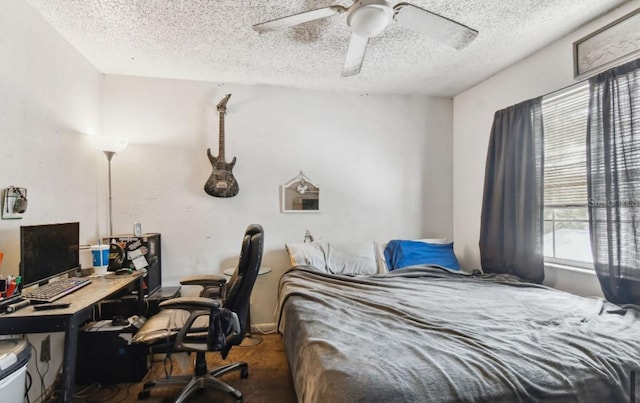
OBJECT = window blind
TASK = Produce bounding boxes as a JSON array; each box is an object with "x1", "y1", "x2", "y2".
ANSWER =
[{"x1": 542, "y1": 83, "x2": 590, "y2": 207}]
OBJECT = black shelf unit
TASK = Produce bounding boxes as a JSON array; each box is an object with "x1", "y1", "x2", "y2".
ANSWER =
[{"x1": 103, "y1": 233, "x2": 161, "y2": 296}]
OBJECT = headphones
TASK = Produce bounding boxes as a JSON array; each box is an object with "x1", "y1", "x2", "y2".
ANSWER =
[{"x1": 108, "y1": 243, "x2": 126, "y2": 271}]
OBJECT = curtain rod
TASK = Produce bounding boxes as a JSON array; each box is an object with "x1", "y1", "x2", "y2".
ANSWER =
[
  {"x1": 542, "y1": 57, "x2": 640, "y2": 101},
  {"x1": 542, "y1": 76, "x2": 590, "y2": 102}
]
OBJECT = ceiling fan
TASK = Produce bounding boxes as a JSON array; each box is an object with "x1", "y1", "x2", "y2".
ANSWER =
[{"x1": 252, "y1": 0, "x2": 479, "y2": 77}]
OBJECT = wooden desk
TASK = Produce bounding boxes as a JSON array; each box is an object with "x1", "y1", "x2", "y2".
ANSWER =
[{"x1": 0, "y1": 272, "x2": 144, "y2": 403}]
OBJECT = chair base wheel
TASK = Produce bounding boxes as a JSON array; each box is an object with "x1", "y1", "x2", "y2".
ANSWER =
[
  {"x1": 143, "y1": 381, "x2": 156, "y2": 389},
  {"x1": 231, "y1": 389, "x2": 243, "y2": 402},
  {"x1": 138, "y1": 390, "x2": 150, "y2": 400},
  {"x1": 240, "y1": 368, "x2": 249, "y2": 378}
]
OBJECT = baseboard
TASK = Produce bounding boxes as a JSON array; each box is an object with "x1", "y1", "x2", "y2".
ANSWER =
[{"x1": 251, "y1": 322, "x2": 277, "y2": 334}]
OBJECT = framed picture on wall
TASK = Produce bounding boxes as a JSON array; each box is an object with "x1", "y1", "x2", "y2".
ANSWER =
[
  {"x1": 281, "y1": 172, "x2": 320, "y2": 213},
  {"x1": 573, "y1": 8, "x2": 640, "y2": 78}
]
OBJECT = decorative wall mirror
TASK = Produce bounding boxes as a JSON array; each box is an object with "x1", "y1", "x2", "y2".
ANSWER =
[{"x1": 281, "y1": 172, "x2": 320, "y2": 213}]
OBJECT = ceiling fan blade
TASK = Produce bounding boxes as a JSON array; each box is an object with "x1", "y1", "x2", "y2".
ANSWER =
[
  {"x1": 393, "y1": 3, "x2": 478, "y2": 50},
  {"x1": 342, "y1": 33, "x2": 369, "y2": 77},
  {"x1": 253, "y1": 5, "x2": 347, "y2": 33}
]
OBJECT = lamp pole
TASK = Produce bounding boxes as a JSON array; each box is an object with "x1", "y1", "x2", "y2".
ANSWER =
[
  {"x1": 92, "y1": 136, "x2": 127, "y2": 237},
  {"x1": 104, "y1": 151, "x2": 116, "y2": 236}
]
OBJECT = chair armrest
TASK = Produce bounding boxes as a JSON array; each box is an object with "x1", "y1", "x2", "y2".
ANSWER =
[
  {"x1": 180, "y1": 275, "x2": 226, "y2": 287},
  {"x1": 160, "y1": 296, "x2": 240, "y2": 353},
  {"x1": 180, "y1": 275, "x2": 227, "y2": 299},
  {"x1": 159, "y1": 296, "x2": 220, "y2": 311}
]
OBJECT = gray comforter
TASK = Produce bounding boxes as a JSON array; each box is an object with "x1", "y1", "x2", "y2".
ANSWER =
[{"x1": 276, "y1": 266, "x2": 640, "y2": 403}]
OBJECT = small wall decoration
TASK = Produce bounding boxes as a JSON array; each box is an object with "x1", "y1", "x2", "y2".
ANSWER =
[
  {"x1": 573, "y1": 8, "x2": 640, "y2": 78},
  {"x1": 2, "y1": 186, "x2": 28, "y2": 219},
  {"x1": 281, "y1": 172, "x2": 319, "y2": 213}
]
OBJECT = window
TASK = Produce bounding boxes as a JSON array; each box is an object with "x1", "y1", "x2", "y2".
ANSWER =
[{"x1": 541, "y1": 82, "x2": 593, "y2": 268}]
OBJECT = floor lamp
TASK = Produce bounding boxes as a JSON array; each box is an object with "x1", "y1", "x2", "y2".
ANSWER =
[{"x1": 92, "y1": 136, "x2": 128, "y2": 236}]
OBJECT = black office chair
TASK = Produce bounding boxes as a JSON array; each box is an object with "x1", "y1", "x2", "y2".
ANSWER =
[{"x1": 132, "y1": 224, "x2": 264, "y2": 402}]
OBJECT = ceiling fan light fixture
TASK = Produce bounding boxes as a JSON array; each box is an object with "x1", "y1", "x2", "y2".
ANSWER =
[
  {"x1": 253, "y1": 0, "x2": 479, "y2": 77},
  {"x1": 347, "y1": 0, "x2": 393, "y2": 37}
]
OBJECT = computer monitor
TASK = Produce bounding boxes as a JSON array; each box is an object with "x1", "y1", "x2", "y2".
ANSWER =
[{"x1": 20, "y1": 222, "x2": 80, "y2": 287}]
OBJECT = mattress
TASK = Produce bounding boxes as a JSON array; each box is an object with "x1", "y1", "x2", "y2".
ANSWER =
[{"x1": 276, "y1": 266, "x2": 640, "y2": 402}]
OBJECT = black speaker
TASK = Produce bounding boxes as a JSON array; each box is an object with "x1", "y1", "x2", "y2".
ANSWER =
[{"x1": 75, "y1": 325, "x2": 148, "y2": 385}]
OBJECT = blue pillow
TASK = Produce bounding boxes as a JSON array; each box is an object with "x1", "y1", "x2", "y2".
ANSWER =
[{"x1": 384, "y1": 240, "x2": 460, "y2": 271}]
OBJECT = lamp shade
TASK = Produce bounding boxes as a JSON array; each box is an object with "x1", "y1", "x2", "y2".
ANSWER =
[{"x1": 91, "y1": 136, "x2": 128, "y2": 153}]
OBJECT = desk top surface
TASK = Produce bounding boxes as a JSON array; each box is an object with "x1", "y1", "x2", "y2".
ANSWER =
[{"x1": 1, "y1": 272, "x2": 142, "y2": 318}]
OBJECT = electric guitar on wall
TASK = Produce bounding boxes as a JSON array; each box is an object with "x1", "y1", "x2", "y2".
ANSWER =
[{"x1": 204, "y1": 94, "x2": 239, "y2": 198}]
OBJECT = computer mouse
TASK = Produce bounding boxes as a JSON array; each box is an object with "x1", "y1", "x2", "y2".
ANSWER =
[
  {"x1": 111, "y1": 316, "x2": 130, "y2": 326},
  {"x1": 115, "y1": 268, "x2": 132, "y2": 275}
]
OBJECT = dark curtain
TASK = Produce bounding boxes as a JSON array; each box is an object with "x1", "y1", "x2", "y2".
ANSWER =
[
  {"x1": 587, "y1": 58, "x2": 640, "y2": 305},
  {"x1": 480, "y1": 98, "x2": 544, "y2": 283}
]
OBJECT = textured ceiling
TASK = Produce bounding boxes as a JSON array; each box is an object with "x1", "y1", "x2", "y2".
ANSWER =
[{"x1": 26, "y1": 0, "x2": 629, "y2": 96}]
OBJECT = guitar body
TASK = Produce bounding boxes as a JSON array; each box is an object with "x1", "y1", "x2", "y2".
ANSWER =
[
  {"x1": 205, "y1": 93, "x2": 239, "y2": 198},
  {"x1": 204, "y1": 149, "x2": 239, "y2": 197}
]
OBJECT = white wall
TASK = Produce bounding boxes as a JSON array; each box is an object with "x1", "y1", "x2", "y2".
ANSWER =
[
  {"x1": 8, "y1": 0, "x2": 631, "y2": 397},
  {"x1": 452, "y1": 0, "x2": 640, "y2": 296},
  {"x1": 0, "y1": 0, "x2": 103, "y2": 401},
  {"x1": 1, "y1": 0, "x2": 453, "y2": 396},
  {"x1": 101, "y1": 75, "x2": 454, "y2": 324}
]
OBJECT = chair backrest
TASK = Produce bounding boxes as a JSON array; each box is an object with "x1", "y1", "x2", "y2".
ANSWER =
[{"x1": 222, "y1": 224, "x2": 264, "y2": 350}]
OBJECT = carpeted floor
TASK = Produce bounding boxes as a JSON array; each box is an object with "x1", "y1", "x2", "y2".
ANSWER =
[{"x1": 73, "y1": 333, "x2": 297, "y2": 402}]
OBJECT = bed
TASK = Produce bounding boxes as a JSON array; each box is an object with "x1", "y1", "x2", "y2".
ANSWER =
[{"x1": 276, "y1": 241, "x2": 640, "y2": 402}]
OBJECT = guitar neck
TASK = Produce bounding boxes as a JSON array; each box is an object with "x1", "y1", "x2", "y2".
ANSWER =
[{"x1": 218, "y1": 111, "x2": 225, "y2": 160}]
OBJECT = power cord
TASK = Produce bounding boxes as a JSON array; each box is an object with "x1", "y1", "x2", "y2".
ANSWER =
[
  {"x1": 87, "y1": 384, "x2": 120, "y2": 403},
  {"x1": 24, "y1": 335, "x2": 63, "y2": 403},
  {"x1": 73, "y1": 382, "x2": 101, "y2": 399},
  {"x1": 162, "y1": 315, "x2": 176, "y2": 379},
  {"x1": 251, "y1": 323, "x2": 277, "y2": 335},
  {"x1": 25, "y1": 370, "x2": 32, "y2": 403},
  {"x1": 41, "y1": 361, "x2": 50, "y2": 387},
  {"x1": 73, "y1": 382, "x2": 124, "y2": 402},
  {"x1": 115, "y1": 382, "x2": 138, "y2": 403},
  {"x1": 163, "y1": 340, "x2": 174, "y2": 379},
  {"x1": 24, "y1": 336, "x2": 46, "y2": 403}
]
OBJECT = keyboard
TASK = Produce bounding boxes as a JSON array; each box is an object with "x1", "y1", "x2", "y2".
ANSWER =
[{"x1": 24, "y1": 278, "x2": 92, "y2": 303}]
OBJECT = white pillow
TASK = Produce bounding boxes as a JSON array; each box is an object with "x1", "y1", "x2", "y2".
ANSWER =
[
  {"x1": 324, "y1": 241, "x2": 377, "y2": 275},
  {"x1": 375, "y1": 238, "x2": 448, "y2": 273},
  {"x1": 285, "y1": 242, "x2": 326, "y2": 270},
  {"x1": 285, "y1": 241, "x2": 378, "y2": 275}
]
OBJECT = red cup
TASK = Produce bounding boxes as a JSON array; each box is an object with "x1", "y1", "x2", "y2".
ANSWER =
[{"x1": 6, "y1": 281, "x2": 16, "y2": 297}]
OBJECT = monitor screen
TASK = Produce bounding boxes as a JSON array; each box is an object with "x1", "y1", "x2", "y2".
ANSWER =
[{"x1": 20, "y1": 222, "x2": 80, "y2": 287}]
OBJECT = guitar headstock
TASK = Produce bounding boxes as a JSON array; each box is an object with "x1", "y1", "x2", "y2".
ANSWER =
[{"x1": 217, "y1": 94, "x2": 232, "y2": 112}]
